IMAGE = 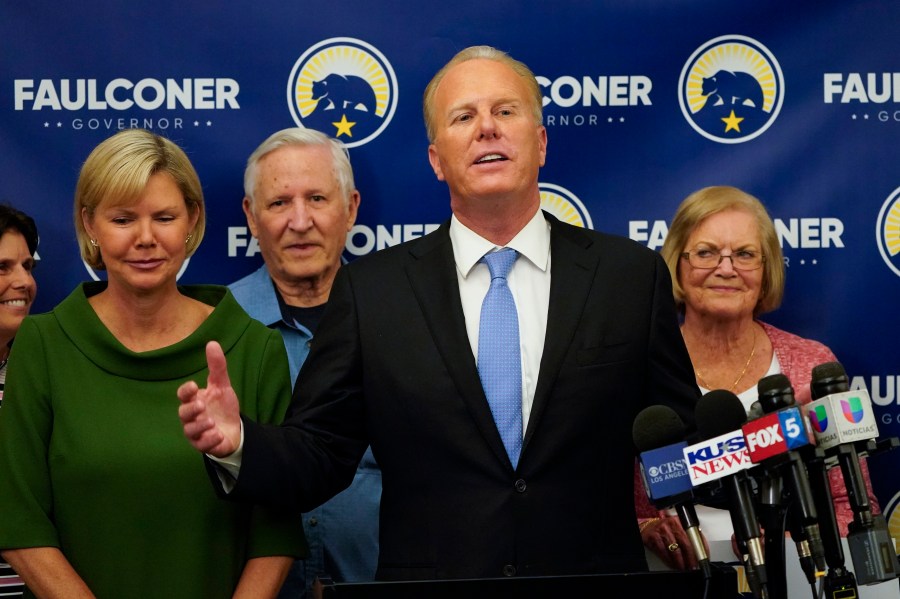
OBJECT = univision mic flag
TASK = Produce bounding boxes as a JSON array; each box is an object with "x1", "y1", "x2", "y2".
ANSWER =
[{"x1": 807, "y1": 389, "x2": 879, "y2": 449}]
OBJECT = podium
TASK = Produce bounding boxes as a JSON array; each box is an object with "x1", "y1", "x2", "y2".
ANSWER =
[{"x1": 313, "y1": 564, "x2": 736, "y2": 598}]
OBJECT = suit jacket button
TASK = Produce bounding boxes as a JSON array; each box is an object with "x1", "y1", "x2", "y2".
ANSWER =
[
  {"x1": 514, "y1": 479, "x2": 527, "y2": 493},
  {"x1": 502, "y1": 564, "x2": 517, "y2": 577}
]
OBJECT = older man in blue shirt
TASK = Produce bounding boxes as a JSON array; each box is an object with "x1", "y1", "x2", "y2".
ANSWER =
[{"x1": 229, "y1": 128, "x2": 380, "y2": 598}]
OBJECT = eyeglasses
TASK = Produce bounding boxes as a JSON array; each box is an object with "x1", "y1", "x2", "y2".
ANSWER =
[{"x1": 681, "y1": 248, "x2": 765, "y2": 271}]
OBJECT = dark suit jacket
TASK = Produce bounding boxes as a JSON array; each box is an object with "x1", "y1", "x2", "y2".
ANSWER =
[{"x1": 230, "y1": 212, "x2": 699, "y2": 580}]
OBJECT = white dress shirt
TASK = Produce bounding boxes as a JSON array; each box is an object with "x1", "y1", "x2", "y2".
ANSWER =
[{"x1": 449, "y1": 208, "x2": 552, "y2": 434}]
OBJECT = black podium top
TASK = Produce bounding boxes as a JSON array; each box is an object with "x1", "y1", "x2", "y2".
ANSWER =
[{"x1": 314, "y1": 565, "x2": 737, "y2": 599}]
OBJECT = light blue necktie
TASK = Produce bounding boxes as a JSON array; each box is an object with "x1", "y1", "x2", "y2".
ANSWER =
[{"x1": 477, "y1": 248, "x2": 523, "y2": 468}]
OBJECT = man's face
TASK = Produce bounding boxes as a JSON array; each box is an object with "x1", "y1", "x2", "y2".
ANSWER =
[
  {"x1": 427, "y1": 59, "x2": 547, "y2": 208},
  {"x1": 244, "y1": 145, "x2": 359, "y2": 291}
]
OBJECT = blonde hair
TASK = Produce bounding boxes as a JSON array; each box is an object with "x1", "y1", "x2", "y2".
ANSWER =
[
  {"x1": 423, "y1": 45, "x2": 543, "y2": 143},
  {"x1": 660, "y1": 185, "x2": 784, "y2": 315},
  {"x1": 74, "y1": 129, "x2": 205, "y2": 270}
]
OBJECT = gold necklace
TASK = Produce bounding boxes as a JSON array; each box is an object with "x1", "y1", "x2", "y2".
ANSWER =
[{"x1": 694, "y1": 327, "x2": 757, "y2": 392}]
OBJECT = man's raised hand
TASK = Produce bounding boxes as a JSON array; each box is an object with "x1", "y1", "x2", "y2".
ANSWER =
[{"x1": 177, "y1": 341, "x2": 242, "y2": 458}]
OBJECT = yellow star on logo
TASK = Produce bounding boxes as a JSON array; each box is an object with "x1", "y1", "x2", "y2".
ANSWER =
[
  {"x1": 332, "y1": 114, "x2": 356, "y2": 138},
  {"x1": 721, "y1": 110, "x2": 745, "y2": 133}
]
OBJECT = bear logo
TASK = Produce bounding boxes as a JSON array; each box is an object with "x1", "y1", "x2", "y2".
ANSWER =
[
  {"x1": 311, "y1": 73, "x2": 377, "y2": 113},
  {"x1": 701, "y1": 70, "x2": 764, "y2": 109},
  {"x1": 288, "y1": 37, "x2": 398, "y2": 147},
  {"x1": 679, "y1": 35, "x2": 783, "y2": 143}
]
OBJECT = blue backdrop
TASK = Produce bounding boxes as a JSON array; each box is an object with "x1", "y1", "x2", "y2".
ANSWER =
[{"x1": 4, "y1": 0, "x2": 900, "y2": 548}]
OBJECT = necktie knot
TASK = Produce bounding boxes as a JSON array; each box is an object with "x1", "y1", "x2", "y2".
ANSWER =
[{"x1": 481, "y1": 247, "x2": 518, "y2": 280}]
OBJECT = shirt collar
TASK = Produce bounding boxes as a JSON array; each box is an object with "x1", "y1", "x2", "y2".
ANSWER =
[{"x1": 449, "y1": 208, "x2": 551, "y2": 278}]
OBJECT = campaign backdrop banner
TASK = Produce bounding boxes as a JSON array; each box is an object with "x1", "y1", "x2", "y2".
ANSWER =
[{"x1": 4, "y1": 1, "x2": 900, "y2": 547}]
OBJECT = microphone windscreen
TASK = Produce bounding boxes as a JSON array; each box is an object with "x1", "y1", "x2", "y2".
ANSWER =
[
  {"x1": 632, "y1": 405, "x2": 686, "y2": 452},
  {"x1": 695, "y1": 389, "x2": 746, "y2": 439},
  {"x1": 810, "y1": 361, "x2": 849, "y2": 399},
  {"x1": 811, "y1": 361, "x2": 846, "y2": 382},
  {"x1": 757, "y1": 373, "x2": 795, "y2": 413}
]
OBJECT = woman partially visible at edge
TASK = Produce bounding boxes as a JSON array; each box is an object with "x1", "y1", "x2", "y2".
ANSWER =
[
  {"x1": 0, "y1": 129, "x2": 305, "y2": 598},
  {"x1": 0, "y1": 204, "x2": 39, "y2": 599},
  {"x1": 0, "y1": 204, "x2": 37, "y2": 404},
  {"x1": 637, "y1": 185, "x2": 880, "y2": 569}
]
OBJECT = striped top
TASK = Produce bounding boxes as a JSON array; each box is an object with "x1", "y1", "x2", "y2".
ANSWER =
[{"x1": 0, "y1": 361, "x2": 25, "y2": 598}]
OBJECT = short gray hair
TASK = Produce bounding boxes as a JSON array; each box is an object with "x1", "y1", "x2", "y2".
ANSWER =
[{"x1": 244, "y1": 128, "x2": 355, "y2": 206}]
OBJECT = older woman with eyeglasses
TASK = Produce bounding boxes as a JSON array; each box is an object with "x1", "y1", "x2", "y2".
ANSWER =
[{"x1": 636, "y1": 185, "x2": 880, "y2": 569}]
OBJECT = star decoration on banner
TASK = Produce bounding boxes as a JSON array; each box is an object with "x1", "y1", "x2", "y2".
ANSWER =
[
  {"x1": 721, "y1": 110, "x2": 744, "y2": 133},
  {"x1": 333, "y1": 114, "x2": 356, "y2": 137}
]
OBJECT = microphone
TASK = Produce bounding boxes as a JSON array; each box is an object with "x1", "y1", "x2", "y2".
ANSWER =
[
  {"x1": 633, "y1": 405, "x2": 711, "y2": 577},
  {"x1": 684, "y1": 392, "x2": 754, "y2": 487},
  {"x1": 685, "y1": 390, "x2": 768, "y2": 598},
  {"x1": 808, "y1": 362, "x2": 879, "y2": 517},
  {"x1": 747, "y1": 374, "x2": 826, "y2": 588},
  {"x1": 809, "y1": 362, "x2": 900, "y2": 586}
]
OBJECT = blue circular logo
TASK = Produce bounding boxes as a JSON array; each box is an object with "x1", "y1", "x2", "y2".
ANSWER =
[
  {"x1": 679, "y1": 35, "x2": 784, "y2": 144},
  {"x1": 539, "y1": 183, "x2": 593, "y2": 229},
  {"x1": 876, "y1": 185, "x2": 900, "y2": 277},
  {"x1": 287, "y1": 38, "x2": 398, "y2": 148},
  {"x1": 883, "y1": 490, "x2": 900, "y2": 553}
]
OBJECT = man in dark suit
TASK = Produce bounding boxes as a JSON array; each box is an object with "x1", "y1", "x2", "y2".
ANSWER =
[{"x1": 179, "y1": 45, "x2": 699, "y2": 581}]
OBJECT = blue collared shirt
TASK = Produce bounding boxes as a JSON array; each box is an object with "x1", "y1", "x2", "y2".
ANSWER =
[
  {"x1": 230, "y1": 265, "x2": 314, "y2": 384},
  {"x1": 229, "y1": 265, "x2": 381, "y2": 597}
]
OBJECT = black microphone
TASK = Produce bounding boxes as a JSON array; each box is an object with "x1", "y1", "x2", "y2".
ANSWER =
[
  {"x1": 788, "y1": 375, "x2": 850, "y2": 587},
  {"x1": 633, "y1": 405, "x2": 711, "y2": 578},
  {"x1": 690, "y1": 389, "x2": 768, "y2": 599},
  {"x1": 809, "y1": 363, "x2": 876, "y2": 522},
  {"x1": 750, "y1": 374, "x2": 826, "y2": 591},
  {"x1": 809, "y1": 362, "x2": 900, "y2": 586}
]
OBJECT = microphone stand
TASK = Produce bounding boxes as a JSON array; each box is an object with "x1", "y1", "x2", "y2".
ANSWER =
[
  {"x1": 757, "y1": 475, "x2": 788, "y2": 599},
  {"x1": 726, "y1": 472, "x2": 770, "y2": 599},
  {"x1": 803, "y1": 445, "x2": 859, "y2": 598}
]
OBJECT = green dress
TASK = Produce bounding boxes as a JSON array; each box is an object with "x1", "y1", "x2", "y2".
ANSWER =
[{"x1": 0, "y1": 283, "x2": 307, "y2": 599}]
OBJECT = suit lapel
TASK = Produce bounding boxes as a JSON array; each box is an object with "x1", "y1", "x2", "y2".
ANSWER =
[
  {"x1": 405, "y1": 223, "x2": 513, "y2": 468},
  {"x1": 524, "y1": 215, "x2": 601, "y2": 450}
]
